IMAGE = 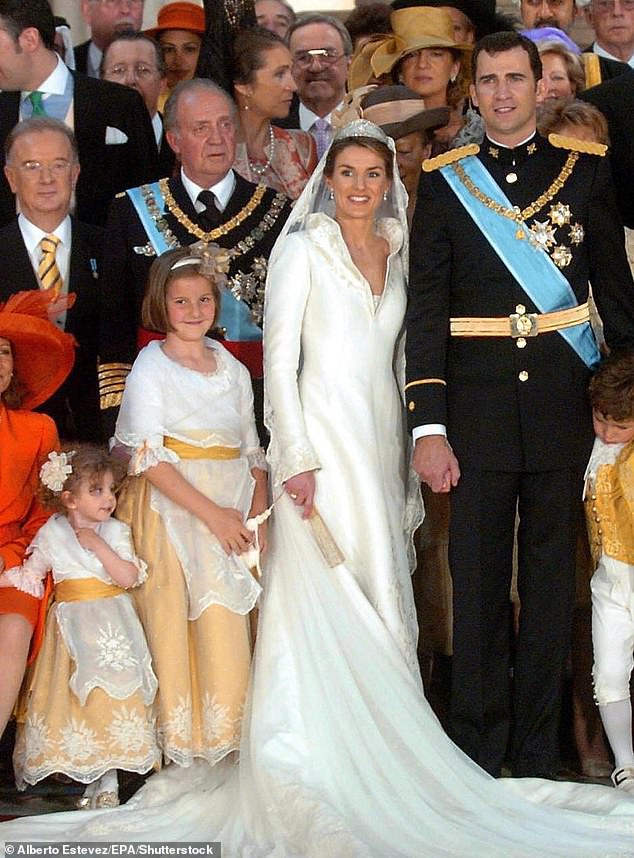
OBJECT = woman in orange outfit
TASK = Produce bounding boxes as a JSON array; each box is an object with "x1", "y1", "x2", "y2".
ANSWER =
[{"x1": 0, "y1": 292, "x2": 74, "y2": 737}]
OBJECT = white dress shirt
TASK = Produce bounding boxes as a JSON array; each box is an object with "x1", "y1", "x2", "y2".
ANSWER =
[
  {"x1": 592, "y1": 41, "x2": 634, "y2": 68},
  {"x1": 20, "y1": 55, "x2": 70, "y2": 120},
  {"x1": 180, "y1": 168, "x2": 236, "y2": 213}
]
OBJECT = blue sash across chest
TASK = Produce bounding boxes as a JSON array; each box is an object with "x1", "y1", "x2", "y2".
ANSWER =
[{"x1": 439, "y1": 156, "x2": 599, "y2": 369}]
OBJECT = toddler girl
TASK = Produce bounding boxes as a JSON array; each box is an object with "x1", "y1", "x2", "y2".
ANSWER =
[{"x1": 1, "y1": 445, "x2": 159, "y2": 808}]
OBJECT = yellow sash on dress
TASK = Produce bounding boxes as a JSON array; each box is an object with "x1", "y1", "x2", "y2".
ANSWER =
[
  {"x1": 55, "y1": 578, "x2": 126, "y2": 602},
  {"x1": 164, "y1": 437, "x2": 240, "y2": 460}
]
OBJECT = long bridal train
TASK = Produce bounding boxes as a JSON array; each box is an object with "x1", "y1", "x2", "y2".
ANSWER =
[{"x1": 3, "y1": 488, "x2": 634, "y2": 855}]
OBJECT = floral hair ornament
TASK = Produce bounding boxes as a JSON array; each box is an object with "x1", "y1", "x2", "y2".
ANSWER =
[
  {"x1": 169, "y1": 241, "x2": 233, "y2": 288},
  {"x1": 40, "y1": 450, "x2": 75, "y2": 493}
]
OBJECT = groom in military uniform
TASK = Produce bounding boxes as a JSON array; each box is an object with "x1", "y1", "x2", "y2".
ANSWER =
[
  {"x1": 98, "y1": 78, "x2": 291, "y2": 434},
  {"x1": 406, "y1": 31, "x2": 634, "y2": 778}
]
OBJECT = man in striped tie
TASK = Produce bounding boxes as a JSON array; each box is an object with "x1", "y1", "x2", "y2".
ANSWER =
[{"x1": 0, "y1": 117, "x2": 102, "y2": 441}]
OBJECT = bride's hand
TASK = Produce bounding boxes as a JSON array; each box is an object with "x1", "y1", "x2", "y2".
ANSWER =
[{"x1": 284, "y1": 472, "x2": 316, "y2": 519}]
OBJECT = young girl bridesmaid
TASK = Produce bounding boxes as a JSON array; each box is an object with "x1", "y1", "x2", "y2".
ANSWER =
[
  {"x1": 1, "y1": 445, "x2": 159, "y2": 808},
  {"x1": 114, "y1": 244, "x2": 267, "y2": 767}
]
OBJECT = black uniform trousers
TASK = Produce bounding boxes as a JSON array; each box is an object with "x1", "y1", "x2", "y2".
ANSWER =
[{"x1": 448, "y1": 467, "x2": 583, "y2": 777}]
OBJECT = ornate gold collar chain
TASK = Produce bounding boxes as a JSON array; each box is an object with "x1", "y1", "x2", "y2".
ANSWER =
[
  {"x1": 452, "y1": 152, "x2": 579, "y2": 233},
  {"x1": 159, "y1": 179, "x2": 267, "y2": 242}
]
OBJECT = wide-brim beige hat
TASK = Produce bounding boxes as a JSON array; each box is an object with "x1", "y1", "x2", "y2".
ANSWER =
[{"x1": 370, "y1": 8, "x2": 471, "y2": 78}]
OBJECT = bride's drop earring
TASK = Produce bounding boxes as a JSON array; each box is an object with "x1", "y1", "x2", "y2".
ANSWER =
[
  {"x1": 329, "y1": 189, "x2": 334, "y2": 200},
  {"x1": 383, "y1": 191, "x2": 388, "y2": 201}
]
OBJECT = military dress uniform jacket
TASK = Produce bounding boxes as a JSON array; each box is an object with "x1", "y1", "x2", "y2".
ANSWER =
[
  {"x1": 0, "y1": 217, "x2": 102, "y2": 441},
  {"x1": 98, "y1": 171, "x2": 291, "y2": 415},
  {"x1": 0, "y1": 74, "x2": 159, "y2": 228},
  {"x1": 406, "y1": 133, "x2": 634, "y2": 473}
]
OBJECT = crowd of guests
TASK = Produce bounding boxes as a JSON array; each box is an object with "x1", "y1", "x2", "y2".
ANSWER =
[{"x1": 2, "y1": 0, "x2": 634, "y2": 824}]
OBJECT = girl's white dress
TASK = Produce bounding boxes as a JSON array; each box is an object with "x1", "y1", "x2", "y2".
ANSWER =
[
  {"x1": 4, "y1": 217, "x2": 634, "y2": 855},
  {"x1": 112, "y1": 338, "x2": 265, "y2": 766},
  {"x1": 5, "y1": 515, "x2": 159, "y2": 787}
]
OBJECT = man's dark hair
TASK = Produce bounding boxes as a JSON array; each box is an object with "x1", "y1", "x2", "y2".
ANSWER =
[
  {"x1": 472, "y1": 31, "x2": 542, "y2": 83},
  {"x1": 0, "y1": 0, "x2": 55, "y2": 51},
  {"x1": 101, "y1": 31, "x2": 166, "y2": 77}
]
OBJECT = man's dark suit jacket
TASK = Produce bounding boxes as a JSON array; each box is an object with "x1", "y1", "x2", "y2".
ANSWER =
[
  {"x1": 581, "y1": 70, "x2": 634, "y2": 228},
  {"x1": 0, "y1": 217, "x2": 103, "y2": 441},
  {"x1": 73, "y1": 40, "x2": 91, "y2": 76},
  {"x1": 157, "y1": 116, "x2": 176, "y2": 178},
  {"x1": 0, "y1": 72, "x2": 159, "y2": 227}
]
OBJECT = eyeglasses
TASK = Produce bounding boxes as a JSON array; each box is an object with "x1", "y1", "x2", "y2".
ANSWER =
[
  {"x1": 292, "y1": 48, "x2": 345, "y2": 69},
  {"x1": 18, "y1": 159, "x2": 73, "y2": 178},
  {"x1": 92, "y1": 0, "x2": 144, "y2": 7},
  {"x1": 592, "y1": 0, "x2": 634, "y2": 11},
  {"x1": 104, "y1": 63, "x2": 158, "y2": 80}
]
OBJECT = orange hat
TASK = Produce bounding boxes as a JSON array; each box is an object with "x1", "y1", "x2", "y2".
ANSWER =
[
  {"x1": 0, "y1": 291, "x2": 75, "y2": 410},
  {"x1": 145, "y1": 2, "x2": 206, "y2": 38}
]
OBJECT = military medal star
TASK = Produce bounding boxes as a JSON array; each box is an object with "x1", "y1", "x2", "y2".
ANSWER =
[
  {"x1": 569, "y1": 223, "x2": 584, "y2": 245},
  {"x1": 529, "y1": 219, "x2": 557, "y2": 250},
  {"x1": 549, "y1": 202, "x2": 571, "y2": 226},
  {"x1": 552, "y1": 245, "x2": 573, "y2": 267}
]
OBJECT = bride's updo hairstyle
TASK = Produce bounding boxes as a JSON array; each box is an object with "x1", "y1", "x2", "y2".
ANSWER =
[
  {"x1": 142, "y1": 244, "x2": 229, "y2": 334},
  {"x1": 324, "y1": 135, "x2": 394, "y2": 181}
]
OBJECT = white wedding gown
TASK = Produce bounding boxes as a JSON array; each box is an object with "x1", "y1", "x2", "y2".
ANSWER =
[{"x1": 3, "y1": 214, "x2": 634, "y2": 856}]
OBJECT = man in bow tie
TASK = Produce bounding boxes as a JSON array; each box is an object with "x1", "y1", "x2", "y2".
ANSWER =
[{"x1": 407, "y1": 30, "x2": 634, "y2": 779}]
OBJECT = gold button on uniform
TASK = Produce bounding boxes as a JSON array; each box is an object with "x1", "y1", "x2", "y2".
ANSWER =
[
  {"x1": 516, "y1": 337, "x2": 527, "y2": 349},
  {"x1": 408, "y1": 401, "x2": 415, "y2": 411},
  {"x1": 519, "y1": 370, "x2": 529, "y2": 382}
]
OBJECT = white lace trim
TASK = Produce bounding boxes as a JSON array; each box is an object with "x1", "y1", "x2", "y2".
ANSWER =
[
  {"x1": 125, "y1": 439, "x2": 180, "y2": 476},
  {"x1": 4, "y1": 564, "x2": 44, "y2": 598}
]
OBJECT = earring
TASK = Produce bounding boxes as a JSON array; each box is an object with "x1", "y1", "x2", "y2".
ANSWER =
[
  {"x1": 383, "y1": 191, "x2": 388, "y2": 201},
  {"x1": 243, "y1": 102, "x2": 250, "y2": 111},
  {"x1": 329, "y1": 189, "x2": 334, "y2": 200},
  {"x1": 450, "y1": 73, "x2": 457, "y2": 83}
]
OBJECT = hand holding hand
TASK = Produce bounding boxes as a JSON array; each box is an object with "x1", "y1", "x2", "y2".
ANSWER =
[
  {"x1": 207, "y1": 506, "x2": 253, "y2": 555},
  {"x1": 284, "y1": 472, "x2": 316, "y2": 519},
  {"x1": 412, "y1": 435, "x2": 460, "y2": 493}
]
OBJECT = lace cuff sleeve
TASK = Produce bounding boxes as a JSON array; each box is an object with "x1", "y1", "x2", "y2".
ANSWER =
[
  {"x1": 117, "y1": 437, "x2": 179, "y2": 476},
  {"x1": 4, "y1": 564, "x2": 45, "y2": 598},
  {"x1": 268, "y1": 439, "x2": 321, "y2": 486},
  {"x1": 247, "y1": 448, "x2": 268, "y2": 472}
]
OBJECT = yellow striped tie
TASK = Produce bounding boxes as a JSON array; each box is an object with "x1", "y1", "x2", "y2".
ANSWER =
[{"x1": 38, "y1": 234, "x2": 62, "y2": 298}]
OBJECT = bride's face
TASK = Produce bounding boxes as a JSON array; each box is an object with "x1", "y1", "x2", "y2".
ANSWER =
[{"x1": 326, "y1": 144, "x2": 391, "y2": 222}]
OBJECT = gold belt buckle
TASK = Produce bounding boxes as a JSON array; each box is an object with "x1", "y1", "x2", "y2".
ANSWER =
[{"x1": 509, "y1": 312, "x2": 539, "y2": 337}]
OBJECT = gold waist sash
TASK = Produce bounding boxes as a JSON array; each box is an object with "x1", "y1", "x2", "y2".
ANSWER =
[
  {"x1": 164, "y1": 437, "x2": 240, "y2": 460},
  {"x1": 450, "y1": 302, "x2": 590, "y2": 338},
  {"x1": 55, "y1": 578, "x2": 126, "y2": 603}
]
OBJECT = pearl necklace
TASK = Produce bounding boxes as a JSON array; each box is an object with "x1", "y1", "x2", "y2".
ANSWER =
[{"x1": 248, "y1": 125, "x2": 275, "y2": 177}]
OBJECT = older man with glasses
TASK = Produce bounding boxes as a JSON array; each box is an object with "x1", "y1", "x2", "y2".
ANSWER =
[
  {"x1": 75, "y1": 0, "x2": 145, "y2": 78},
  {"x1": 101, "y1": 32, "x2": 175, "y2": 176},
  {"x1": 276, "y1": 13, "x2": 352, "y2": 159},
  {"x1": 584, "y1": 0, "x2": 634, "y2": 65}
]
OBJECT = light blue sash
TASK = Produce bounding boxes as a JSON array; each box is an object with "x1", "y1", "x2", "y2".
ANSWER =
[
  {"x1": 440, "y1": 156, "x2": 599, "y2": 369},
  {"x1": 126, "y1": 184, "x2": 262, "y2": 342}
]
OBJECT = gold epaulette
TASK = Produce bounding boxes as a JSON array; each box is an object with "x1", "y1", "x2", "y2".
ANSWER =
[
  {"x1": 422, "y1": 144, "x2": 480, "y2": 173},
  {"x1": 548, "y1": 133, "x2": 607, "y2": 157},
  {"x1": 98, "y1": 362, "x2": 132, "y2": 410}
]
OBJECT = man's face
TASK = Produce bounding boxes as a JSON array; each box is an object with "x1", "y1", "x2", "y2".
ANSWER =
[
  {"x1": 470, "y1": 46, "x2": 539, "y2": 146},
  {"x1": 256, "y1": 0, "x2": 293, "y2": 40},
  {"x1": 4, "y1": 130, "x2": 80, "y2": 227},
  {"x1": 166, "y1": 89, "x2": 237, "y2": 188},
  {"x1": 289, "y1": 23, "x2": 350, "y2": 110},
  {"x1": 80, "y1": 0, "x2": 145, "y2": 49},
  {"x1": 520, "y1": 0, "x2": 577, "y2": 30},
  {"x1": 585, "y1": 0, "x2": 634, "y2": 56},
  {"x1": 102, "y1": 39, "x2": 166, "y2": 117}
]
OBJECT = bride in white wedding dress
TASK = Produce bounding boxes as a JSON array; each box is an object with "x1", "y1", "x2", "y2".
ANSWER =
[{"x1": 3, "y1": 120, "x2": 634, "y2": 855}]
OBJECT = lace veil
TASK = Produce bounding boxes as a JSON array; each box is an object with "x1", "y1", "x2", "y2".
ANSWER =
[{"x1": 268, "y1": 118, "x2": 411, "y2": 272}]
